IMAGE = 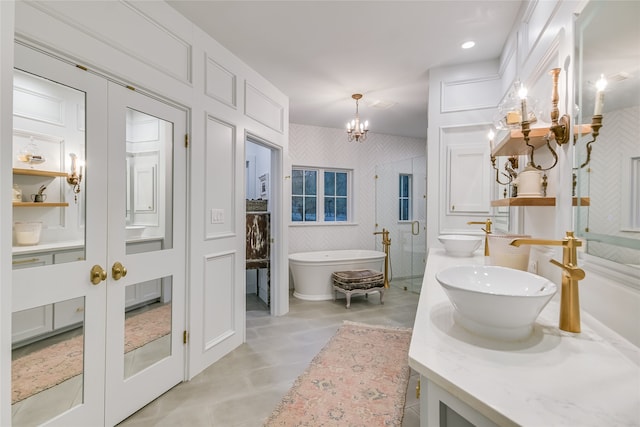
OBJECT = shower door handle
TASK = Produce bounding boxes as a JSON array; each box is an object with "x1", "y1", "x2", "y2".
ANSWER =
[{"x1": 411, "y1": 221, "x2": 420, "y2": 236}]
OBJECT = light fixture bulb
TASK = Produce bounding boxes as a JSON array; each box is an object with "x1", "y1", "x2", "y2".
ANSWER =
[
  {"x1": 461, "y1": 41, "x2": 475, "y2": 49},
  {"x1": 596, "y1": 74, "x2": 607, "y2": 92},
  {"x1": 518, "y1": 84, "x2": 528, "y2": 99},
  {"x1": 488, "y1": 130, "x2": 495, "y2": 140}
]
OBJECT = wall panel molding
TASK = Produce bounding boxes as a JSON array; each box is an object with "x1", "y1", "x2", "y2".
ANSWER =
[
  {"x1": 205, "y1": 54, "x2": 237, "y2": 109},
  {"x1": 23, "y1": 1, "x2": 192, "y2": 85},
  {"x1": 204, "y1": 114, "x2": 236, "y2": 240},
  {"x1": 244, "y1": 81, "x2": 284, "y2": 133},
  {"x1": 203, "y1": 251, "x2": 236, "y2": 351},
  {"x1": 440, "y1": 75, "x2": 502, "y2": 113}
]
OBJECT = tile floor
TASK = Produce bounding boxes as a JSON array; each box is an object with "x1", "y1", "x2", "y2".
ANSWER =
[{"x1": 119, "y1": 281, "x2": 421, "y2": 426}]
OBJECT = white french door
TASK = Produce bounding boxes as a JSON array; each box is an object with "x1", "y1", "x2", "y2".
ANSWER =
[
  {"x1": 11, "y1": 43, "x2": 186, "y2": 427},
  {"x1": 103, "y1": 83, "x2": 186, "y2": 426}
]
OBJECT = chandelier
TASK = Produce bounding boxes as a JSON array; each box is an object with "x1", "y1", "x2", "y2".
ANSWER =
[{"x1": 346, "y1": 94, "x2": 369, "y2": 142}]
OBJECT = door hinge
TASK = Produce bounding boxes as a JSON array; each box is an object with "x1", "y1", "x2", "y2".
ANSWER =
[
  {"x1": 416, "y1": 378, "x2": 421, "y2": 399},
  {"x1": 183, "y1": 330, "x2": 188, "y2": 344},
  {"x1": 185, "y1": 133, "x2": 189, "y2": 148}
]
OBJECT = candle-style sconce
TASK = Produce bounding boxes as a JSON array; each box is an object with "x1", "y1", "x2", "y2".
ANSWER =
[
  {"x1": 67, "y1": 153, "x2": 83, "y2": 203},
  {"x1": 488, "y1": 130, "x2": 518, "y2": 196},
  {"x1": 548, "y1": 68, "x2": 571, "y2": 145},
  {"x1": 573, "y1": 75, "x2": 606, "y2": 196}
]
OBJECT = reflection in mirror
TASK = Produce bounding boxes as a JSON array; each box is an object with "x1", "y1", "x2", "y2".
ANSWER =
[
  {"x1": 12, "y1": 70, "x2": 86, "y2": 268},
  {"x1": 12, "y1": 298, "x2": 85, "y2": 426},
  {"x1": 124, "y1": 276, "x2": 172, "y2": 378},
  {"x1": 574, "y1": 0, "x2": 640, "y2": 269},
  {"x1": 125, "y1": 109, "x2": 173, "y2": 254}
]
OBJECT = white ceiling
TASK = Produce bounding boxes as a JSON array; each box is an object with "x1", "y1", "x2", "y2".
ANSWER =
[{"x1": 167, "y1": 1, "x2": 525, "y2": 139}]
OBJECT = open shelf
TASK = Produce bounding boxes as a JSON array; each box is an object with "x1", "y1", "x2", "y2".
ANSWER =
[
  {"x1": 13, "y1": 202, "x2": 69, "y2": 207},
  {"x1": 491, "y1": 197, "x2": 590, "y2": 207},
  {"x1": 492, "y1": 124, "x2": 593, "y2": 157},
  {"x1": 13, "y1": 168, "x2": 68, "y2": 178}
]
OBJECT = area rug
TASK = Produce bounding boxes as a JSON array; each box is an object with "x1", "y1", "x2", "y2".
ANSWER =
[
  {"x1": 264, "y1": 320, "x2": 413, "y2": 426},
  {"x1": 12, "y1": 303, "x2": 171, "y2": 404}
]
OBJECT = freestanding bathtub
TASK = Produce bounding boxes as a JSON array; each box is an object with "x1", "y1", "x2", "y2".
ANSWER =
[{"x1": 289, "y1": 250, "x2": 386, "y2": 301}]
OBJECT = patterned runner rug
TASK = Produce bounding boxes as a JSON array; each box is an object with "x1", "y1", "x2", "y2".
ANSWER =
[
  {"x1": 12, "y1": 303, "x2": 171, "y2": 404},
  {"x1": 264, "y1": 320, "x2": 413, "y2": 426}
]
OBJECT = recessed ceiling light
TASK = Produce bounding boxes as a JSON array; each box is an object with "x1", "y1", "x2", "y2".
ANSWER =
[{"x1": 461, "y1": 41, "x2": 476, "y2": 49}]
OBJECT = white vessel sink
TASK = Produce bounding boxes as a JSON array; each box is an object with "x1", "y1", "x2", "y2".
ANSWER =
[
  {"x1": 438, "y1": 235, "x2": 483, "y2": 257},
  {"x1": 436, "y1": 265, "x2": 557, "y2": 341}
]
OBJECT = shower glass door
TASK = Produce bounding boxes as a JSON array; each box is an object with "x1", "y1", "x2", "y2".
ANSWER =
[{"x1": 375, "y1": 156, "x2": 426, "y2": 293}]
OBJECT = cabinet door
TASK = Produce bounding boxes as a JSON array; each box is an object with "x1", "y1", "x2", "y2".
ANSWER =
[
  {"x1": 447, "y1": 144, "x2": 491, "y2": 214},
  {"x1": 12, "y1": 305, "x2": 54, "y2": 344}
]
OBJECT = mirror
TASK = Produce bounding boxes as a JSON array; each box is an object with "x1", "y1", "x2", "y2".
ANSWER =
[
  {"x1": 12, "y1": 298, "x2": 86, "y2": 426},
  {"x1": 574, "y1": 0, "x2": 640, "y2": 270}
]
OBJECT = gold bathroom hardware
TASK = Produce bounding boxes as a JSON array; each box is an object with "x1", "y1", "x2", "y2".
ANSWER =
[
  {"x1": 90, "y1": 264, "x2": 107, "y2": 285},
  {"x1": 12, "y1": 258, "x2": 40, "y2": 265},
  {"x1": 67, "y1": 153, "x2": 83, "y2": 203},
  {"x1": 467, "y1": 219, "x2": 492, "y2": 256},
  {"x1": 548, "y1": 68, "x2": 571, "y2": 145},
  {"x1": 373, "y1": 228, "x2": 391, "y2": 288},
  {"x1": 510, "y1": 231, "x2": 585, "y2": 333},
  {"x1": 112, "y1": 262, "x2": 128, "y2": 280}
]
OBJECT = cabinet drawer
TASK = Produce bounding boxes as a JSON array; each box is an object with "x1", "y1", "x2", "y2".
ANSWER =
[
  {"x1": 12, "y1": 253, "x2": 53, "y2": 269},
  {"x1": 53, "y1": 249, "x2": 85, "y2": 264},
  {"x1": 53, "y1": 297, "x2": 85, "y2": 330}
]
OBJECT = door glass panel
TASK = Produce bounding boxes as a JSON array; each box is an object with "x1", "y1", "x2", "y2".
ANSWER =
[
  {"x1": 12, "y1": 298, "x2": 86, "y2": 426},
  {"x1": 123, "y1": 276, "x2": 172, "y2": 378},
  {"x1": 125, "y1": 109, "x2": 173, "y2": 254},
  {"x1": 12, "y1": 70, "x2": 86, "y2": 268}
]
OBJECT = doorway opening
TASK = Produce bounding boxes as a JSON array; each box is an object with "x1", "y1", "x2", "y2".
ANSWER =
[{"x1": 245, "y1": 137, "x2": 275, "y2": 314}]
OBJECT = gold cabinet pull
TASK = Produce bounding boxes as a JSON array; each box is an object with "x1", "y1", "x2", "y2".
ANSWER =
[
  {"x1": 90, "y1": 265, "x2": 107, "y2": 285},
  {"x1": 111, "y1": 262, "x2": 127, "y2": 280}
]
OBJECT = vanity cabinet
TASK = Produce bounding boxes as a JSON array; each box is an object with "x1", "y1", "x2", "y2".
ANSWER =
[{"x1": 420, "y1": 377, "x2": 498, "y2": 427}]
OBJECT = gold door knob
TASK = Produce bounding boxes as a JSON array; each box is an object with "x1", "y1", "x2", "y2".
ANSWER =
[
  {"x1": 112, "y1": 262, "x2": 128, "y2": 280},
  {"x1": 90, "y1": 265, "x2": 107, "y2": 285}
]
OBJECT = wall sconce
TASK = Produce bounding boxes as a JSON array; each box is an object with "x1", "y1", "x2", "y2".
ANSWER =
[
  {"x1": 489, "y1": 130, "x2": 518, "y2": 195},
  {"x1": 577, "y1": 74, "x2": 606, "y2": 169},
  {"x1": 572, "y1": 75, "x2": 606, "y2": 196},
  {"x1": 67, "y1": 153, "x2": 83, "y2": 203},
  {"x1": 548, "y1": 68, "x2": 571, "y2": 145}
]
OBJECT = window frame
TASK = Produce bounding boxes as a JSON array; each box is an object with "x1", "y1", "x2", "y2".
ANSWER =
[
  {"x1": 291, "y1": 166, "x2": 353, "y2": 224},
  {"x1": 399, "y1": 173, "x2": 412, "y2": 222}
]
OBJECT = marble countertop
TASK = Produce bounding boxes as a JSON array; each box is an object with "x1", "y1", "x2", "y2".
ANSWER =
[{"x1": 408, "y1": 248, "x2": 640, "y2": 426}]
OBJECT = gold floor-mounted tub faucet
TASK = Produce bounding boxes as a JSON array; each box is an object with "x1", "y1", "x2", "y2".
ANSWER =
[
  {"x1": 510, "y1": 231, "x2": 586, "y2": 333},
  {"x1": 373, "y1": 228, "x2": 391, "y2": 288},
  {"x1": 467, "y1": 219, "x2": 492, "y2": 256}
]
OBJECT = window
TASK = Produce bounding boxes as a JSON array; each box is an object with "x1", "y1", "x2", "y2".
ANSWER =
[
  {"x1": 292, "y1": 168, "x2": 351, "y2": 223},
  {"x1": 399, "y1": 174, "x2": 412, "y2": 221},
  {"x1": 291, "y1": 169, "x2": 317, "y2": 221},
  {"x1": 324, "y1": 171, "x2": 348, "y2": 221}
]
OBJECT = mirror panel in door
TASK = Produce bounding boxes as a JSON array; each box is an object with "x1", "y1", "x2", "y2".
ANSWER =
[
  {"x1": 123, "y1": 277, "x2": 173, "y2": 379},
  {"x1": 574, "y1": 0, "x2": 640, "y2": 268},
  {"x1": 125, "y1": 109, "x2": 173, "y2": 254},
  {"x1": 12, "y1": 70, "x2": 86, "y2": 268},
  {"x1": 12, "y1": 298, "x2": 86, "y2": 427}
]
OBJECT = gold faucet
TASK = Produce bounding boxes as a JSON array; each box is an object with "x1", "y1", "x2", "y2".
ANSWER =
[
  {"x1": 467, "y1": 218, "x2": 492, "y2": 256},
  {"x1": 510, "y1": 231, "x2": 586, "y2": 333},
  {"x1": 373, "y1": 228, "x2": 391, "y2": 288}
]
